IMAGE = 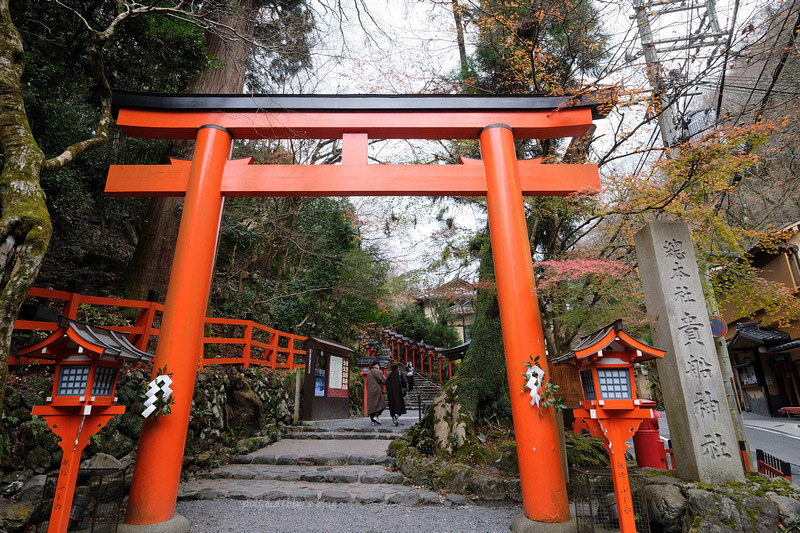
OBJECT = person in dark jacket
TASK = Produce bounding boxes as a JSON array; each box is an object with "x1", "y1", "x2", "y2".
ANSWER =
[
  {"x1": 386, "y1": 360, "x2": 408, "y2": 426},
  {"x1": 366, "y1": 361, "x2": 386, "y2": 425}
]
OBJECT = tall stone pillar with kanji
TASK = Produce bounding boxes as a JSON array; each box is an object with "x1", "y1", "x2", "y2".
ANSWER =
[{"x1": 635, "y1": 221, "x2": 744, "y2": 483}]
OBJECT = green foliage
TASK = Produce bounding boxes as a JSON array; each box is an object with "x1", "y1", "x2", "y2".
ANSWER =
[
  {"x1": 450, "y1": 233, "x2": 512, "y2": 423},
  {"x1": 247, "y1": 0, "x2": 314, "y2": 91},
  {"x1": 212, "y1": 196, "x2": 389, "y2": 343},
  {"x1": 712, "y1": 258, "x2": 800, "y2": 328},
  {"x1": 11, "y1": 0, "x2": 210, "y2": 294},
  {"x1": 386, "y1": 303, "x2": 460, "y2": 348},
  {"x1": 460, "y1": 0, "x2": 608, "y2": 94}
]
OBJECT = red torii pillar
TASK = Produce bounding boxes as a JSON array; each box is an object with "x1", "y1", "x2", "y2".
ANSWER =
[{"x1": 106, "y1": 91, "x2": 607, "y2": 531}]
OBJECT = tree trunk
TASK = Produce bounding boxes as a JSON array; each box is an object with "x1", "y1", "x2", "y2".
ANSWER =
[
  {"x1": 127, "y1": 0, "x2": 257, "y2": 300},
  {"x1": 0, "y1": 0, "x2": 53, "y2": 444}
]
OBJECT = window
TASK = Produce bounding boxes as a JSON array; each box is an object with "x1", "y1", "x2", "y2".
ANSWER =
[
  {"x1": 58, "y1": 365, "x2": 90, "y2": 396},
  {"x1": 580, "y1": 369, "x2": 596, "y2": 400},
  {"x1": 597, "y1": 368, "x2": 631, "y2": 399},
  {"x1": 92, "y1": 366, "x2": 117, "y2": 396}
]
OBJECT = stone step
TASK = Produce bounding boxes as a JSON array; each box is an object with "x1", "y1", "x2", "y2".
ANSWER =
[
  {"x1": 232, "y1": 451, "x2": 395, "y2": 467},
  {"x1": 197, "y1": 464, "x2": 405, "y2": 485},
  {"x1": 232, "y1": 439, "x2": 394, "y2": 467},
  {"x1": 282, "y1": 430, "x2": 399, "y2": 440},
  {"x1": 178, "y1": 478, "x2": 445, "y2": 506}
]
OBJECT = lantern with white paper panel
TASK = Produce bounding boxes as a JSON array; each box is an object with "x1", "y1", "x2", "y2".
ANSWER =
[
  {"x1": 19, "y1": 316, "x2": 152, "y2": 533},
  {"x1": 552, "y1": 320, "x2": 665, "y2": 533}
]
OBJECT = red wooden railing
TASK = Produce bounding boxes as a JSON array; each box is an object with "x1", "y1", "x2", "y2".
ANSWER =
[
  {"x1": 11, "y1": 287, "x2": 305, "y2": 370},
  {"x1": 756, "y1": 448, "x2": 793, "y2": 482},
  {"x1": 359, "y1": 331, "x2": 457, "y2": 383}
]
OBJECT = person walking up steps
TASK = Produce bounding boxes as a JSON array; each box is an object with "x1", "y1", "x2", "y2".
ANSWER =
[
  {"x1": 386, "y1": 361, "x2": 408, "y2": 426},
  {"x1": 366, "y1": 361, "x2": 386, "y2": 425}
]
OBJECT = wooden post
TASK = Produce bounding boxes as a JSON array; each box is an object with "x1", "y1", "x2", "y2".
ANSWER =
[
  {"x1": 124, "y1": 125, "x2": 232, "y2": 526},
  {"x1": 480, "y1": 124, "x2": 570, "y2": 523}
]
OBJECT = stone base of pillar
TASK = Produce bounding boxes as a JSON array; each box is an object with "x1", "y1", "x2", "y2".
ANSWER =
[
  {"x1": 510, "y1": 514, "x2": 577, "y2": 533},
  {"x1": 118, "y1": 514, "x2": 190, "y2": 533}
]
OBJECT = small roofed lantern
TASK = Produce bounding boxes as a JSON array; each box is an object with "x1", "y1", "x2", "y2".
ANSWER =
[
  {"x1": 552, "y1": 319, "x2": 665, "y2": 533},
  {"x1": 19, "y1": 316, "x2": 152, "y2": 533}
]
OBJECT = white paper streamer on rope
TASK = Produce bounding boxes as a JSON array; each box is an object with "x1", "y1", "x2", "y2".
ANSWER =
[
  {"x1": 142, "y1": 375, "x2": 173, "y2": 418},
  {"x1": 525, "y1": 365, "x2": 545, "y2": 407}
]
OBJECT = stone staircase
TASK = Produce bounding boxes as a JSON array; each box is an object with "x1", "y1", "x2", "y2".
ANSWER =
[
  {"x1": 406, "y1": 372, "x2": 442, "y2": 414},
  {"x1": 178, "y1": 411, "x2": 463, "y2": 506}
]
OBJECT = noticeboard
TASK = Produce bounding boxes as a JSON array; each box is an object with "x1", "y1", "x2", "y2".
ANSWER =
[{"x1": 302, "y1": 337, "x2": 353, "y2": 420}]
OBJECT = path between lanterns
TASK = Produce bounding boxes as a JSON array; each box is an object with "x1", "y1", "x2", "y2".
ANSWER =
[{"x1": 178, "y1": 409, "x2": 461, "y2": 507}]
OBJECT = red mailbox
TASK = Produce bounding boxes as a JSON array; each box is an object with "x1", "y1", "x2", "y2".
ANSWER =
[
  {"x1": 552, "y1": 319, "x2": 665, "y2": 533},
  {"x1": 632, "y1": 399, "x2": 668, "y2": 469}
]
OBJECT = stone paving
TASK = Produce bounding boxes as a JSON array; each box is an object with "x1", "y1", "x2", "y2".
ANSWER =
[{"x1": 177, "y1": 410, "x2": 459, "y2": 506}]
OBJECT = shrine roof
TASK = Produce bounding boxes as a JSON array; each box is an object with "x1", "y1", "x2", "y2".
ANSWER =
[
  {"x1": 727, "y1": 322, "x2": 792, "y2": 351},
  {"x1": 439, "y1": 341, "x2": 471, "y2": 361},
  {"x1": 18, "y1": 316, "x2": 153, "y2": 362},
  {"x1": 551, "y1": 319, "x2": 665, "y2": 366},
  {"x1": 769, "y1": 338, "x2": 800, "y2": 352},
  {"x1": 111, "y1": 90, "x2": 612, "y2": 120}
]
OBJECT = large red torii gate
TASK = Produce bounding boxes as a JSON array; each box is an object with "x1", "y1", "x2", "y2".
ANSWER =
[{"x1": 108, "y1": 91, "x2": 609, "y2": 532}]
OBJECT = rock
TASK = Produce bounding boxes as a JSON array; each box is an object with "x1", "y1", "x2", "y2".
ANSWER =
[
  {"x1": 495, "y1": 447, "x2": 519, "y2": 474},
  {"x1": 398, "y1": 453, "x2": 434, "y2": 486},
  {"x1": 236, "y1": 436, "x2": 272, "y2": 455},
  {"x1": 19, "y1": 391, "x2": 45, "y2": 410},
  {"x1": 98, "y1": 432, "x2": 135, "y2": 459},
  {"x1": 686, "y1": 488, "x2": 714, "y2": 514},
  {"x1": 466, "y1": 474, "x2": 506, "y2": 501},
  {"x1": 4, "y1": 388, "x2": 20, "y2": 410},
  {"x1": 24, "y1": 448, "x2": 51, "y2": 475},
  {"x1": 16, "y1": 475, "x2": 46, "y2": 504},
  {"x1": 116, "y1": 412, "x2": 142, "y2": 437},
  {"x1": 446, "y1": 493, "x2": 467, "y2": 505},
  {"x1": 645, "y1": 483, "x2": 686, "y2": 533},
  {"x1": 276, "y1": 399, "x2": 291, "y2": 422},
  {"x1": 0, "y1": 501, "x2": 33, "y2": 533},
  {"x1": 767, "y1": 493, "x2": 800, "y2": 528},
  {"x1": 437, "y1": 463, "x2": 471, "y2": 492},
  {"x1": 80, "y1": 453, "x2": 123, "y2": 470},
  {"x1": 506, "y1": 478, "x2": 523, "y2": 502},
  {"x1": 225, "y1": 377, "x2": 264, "y2": 434},
  {"x1": 740, "y1": 495, "x2": 780, "y2": 533}
]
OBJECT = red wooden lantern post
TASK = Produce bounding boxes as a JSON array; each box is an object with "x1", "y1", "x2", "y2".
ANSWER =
[
  {"x1": 20, "y1": 317, "x2": 152, "y2": 533},
  {"x1": 552, "y1": 320, "x2": 665, "y2": 533}
]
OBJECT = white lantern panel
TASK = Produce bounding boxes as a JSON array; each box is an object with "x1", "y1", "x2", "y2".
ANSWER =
[
  {"x1": 58, "y1": 365, "x2": 91, "y2": 396},
  {"x1": 597, "y1": 368, "x2": 631, "y2": 399}
]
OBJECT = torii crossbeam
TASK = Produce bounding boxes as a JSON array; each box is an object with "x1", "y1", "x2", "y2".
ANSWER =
[{"x1": 109, "y1": 91, "x2": 610, "y2": 533}]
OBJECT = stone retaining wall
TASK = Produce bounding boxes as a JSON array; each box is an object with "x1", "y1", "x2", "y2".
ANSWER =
[{"x1": 0, "y1": 365, "x2": 297, "y2": 532}]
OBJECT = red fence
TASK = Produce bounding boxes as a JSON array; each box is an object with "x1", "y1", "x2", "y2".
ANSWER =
[
  {"x1": 756, "y1": 448, "x2": 793, "y2": 482},
  {"x1": 11, "y1": 287, "x2": 305, "y2": 370}
]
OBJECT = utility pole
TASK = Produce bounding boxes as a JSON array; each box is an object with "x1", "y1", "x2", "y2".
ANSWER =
[
  {"x1": 632, "y1": 0, "x2": 726, "y2": 147},
  {"x1": 632, "y1": 0, "x2": 753, "y2": 469}
]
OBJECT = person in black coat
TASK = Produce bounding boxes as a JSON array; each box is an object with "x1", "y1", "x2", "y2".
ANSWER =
[{"x1": 386, "y1": 360, "x2": 408, "y2": 426}]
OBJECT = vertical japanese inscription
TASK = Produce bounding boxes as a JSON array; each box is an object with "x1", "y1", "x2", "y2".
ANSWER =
[{"x1": 635, "y1": 221, "x2": 745, "y2": 482}]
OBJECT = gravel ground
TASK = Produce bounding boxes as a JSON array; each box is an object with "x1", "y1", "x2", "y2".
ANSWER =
[{"x1": 177, "y1": 500, "x2": 521, "y2": 532}]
